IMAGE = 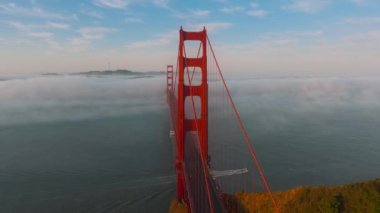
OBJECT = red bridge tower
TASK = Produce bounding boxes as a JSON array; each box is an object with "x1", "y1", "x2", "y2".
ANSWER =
[{"x1": 176, "y1": 27, "x2": 208, "y2": 201}]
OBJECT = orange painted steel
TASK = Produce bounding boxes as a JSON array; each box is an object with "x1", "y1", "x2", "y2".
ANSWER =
[
  {"x1": 167, "y1": 65, "x2": 173, "y2": 99},
  {"x1": 176, "y1": 27, "x2": 209, "y2": 202},
  {"x1": 166, "y1": 27, "x2": 279, "y2": 213}
]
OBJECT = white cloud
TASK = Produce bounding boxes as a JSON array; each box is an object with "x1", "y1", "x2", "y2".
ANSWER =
[
  {"x1": 343, "y1": 30, "x2": 380, "y2": 44},
  {"x1": 153, "y1": 0, "x2": 170, "y2": 7},
  {"x1": 126, "y1": 30, "x2": 176, "y2": 49},
  {"x1": 80, "y1": 6, "x2": 103, "y2": 18},
  {"x1": 351, "y1": 0, "x2": 371, "y2": 6},
  {"x1": 220, "y1": 6, "x2": 244, "y2": 14},
  {"x1": 342, "y1": 17, "x2": 380, "y2": 25},
  {"x1": 125, "y1": 17, "x2": 144, "y2": 23},
  {"x1": 71, "y1": 27, "x2": 116, "y2": 51},
  {"x1": 93, "y1": 0, "x2": 172, "y2": 9},
  {"x1": 93, "y1": 0, "x2": 129, "y2": 9},
  {"x1": 3, "y1": 21, "x2": 68, "y2": 49},
  {"x1": 28, "y1": 32, "x2": 54, "y2": 39},
  {"x1": 27, "y1": 31, "x2": 62, "y2": 49},
  {"x1": 173, "y1": 9, "x2": 211, "y2": 19},
  {"x1": 70, "y1": 37, "x2": 93, "y2": 51},
  {"x1": 213, "y1": 0, "x2": 228, "y2": 3},
  {"x1": 245, "y1": 30, "x2": 323, "y2": 48},
  {"x1": 290, "y1": 30, "x2": 324, "y2": 36},
  {"x1": 5, "y1": 21, "x2": 70, "y2": 31},
  {"x1": 283, "y1": 0, "x2": 331, "y2": 13},
  {"x1": 46, "y1": 22, "x2": 70, "y2": 30},
  {"x1": 246, "y1": 3, "x2": 267, "y2": 18},
  {"x1": 0, "y1": 3, "x2": 77, "y2": 20},
  {"x1": 191, "y1": 9, "x2": 211, "y2": 17},
  {"x1": 5, "y1": 21, "x2": 33, "y2": 31},
  {"x1": 78, "y1": 27, "x2": 116, "y2": 40},
  {"x1": 247, "y1": 9, "x2": 267, "y2": 17},
  {"x1": 250, "y1": 3, "x2": 259, "y2": 9},
  {"x1": 186, "y1": 22, "x2": 232, "y2": 32},
  {"x1": 127, "y1": 38, "x2": 170, "y2": 49}
]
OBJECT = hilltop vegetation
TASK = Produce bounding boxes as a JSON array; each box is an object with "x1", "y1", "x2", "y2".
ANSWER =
[
  {"x1": 169, "y1": 200, "x2": 188, "y2": 213},
  {"x1": 169, "y1": 179, "x2": 380, "y2": 213}
]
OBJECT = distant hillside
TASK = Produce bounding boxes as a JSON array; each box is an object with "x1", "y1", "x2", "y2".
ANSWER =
[
  {"x1": 73, "y1": 69, "x2": 139, "y2": 76},
  {"x1": 169, "y1": 178, "x2": 380, "y2": 213},
  {"x1": 41, "y1": 73, "x2": 63, "y2": 76},
  {"x1": 72, "y1": 69, "x2": 165, "y2": 76}
]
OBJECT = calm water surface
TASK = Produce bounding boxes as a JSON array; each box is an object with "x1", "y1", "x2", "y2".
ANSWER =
[{"x1": 0, "y1": 74, "x2": 379, "y2": 212}]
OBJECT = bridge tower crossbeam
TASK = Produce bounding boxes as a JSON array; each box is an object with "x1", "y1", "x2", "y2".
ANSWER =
[{"x1": 176, "y1": 27, "x2": 208, "y2": 201}]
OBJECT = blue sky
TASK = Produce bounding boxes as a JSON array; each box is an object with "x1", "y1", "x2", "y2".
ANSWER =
[{"x1": 0, "y1": 0, "x2": 379, "y2": 76}]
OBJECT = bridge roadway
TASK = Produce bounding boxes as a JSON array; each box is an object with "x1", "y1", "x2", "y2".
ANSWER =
[
  {"x1": 168, "y1": 91, "x2": 226, "y2": 212},
  {"x1": 183, "y1": 134, "x2": 226, "y2": 213}
]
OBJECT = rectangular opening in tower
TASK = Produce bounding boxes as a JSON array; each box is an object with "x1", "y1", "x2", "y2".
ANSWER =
[
  {"x1": 185, "y1": 96, "x2": 201, "y2": 119},
  {"x1": 183, "y1": 41, "x2": 203, "y2": 58},
  {"x1": 184, "y1": 67, "x2": 202, "y2": 86}
]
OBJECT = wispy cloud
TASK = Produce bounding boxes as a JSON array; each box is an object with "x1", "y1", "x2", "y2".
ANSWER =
[
  {"x1": 213, "y1": 0, "x2": 228, "y2": 3},
  {"x1": 290, "y1": 30, "x2": 324, "y2": 36},
  {"x1": 221, "y1": 3, "x2": 266, "y2": 17},
  {"x1": 127, "y1": 37, "x2": 171, "y2": 49},
  {"x1": 70, "y1": 37, "x2": 93, "y2": 51},
  {"x1": 93, "y1": 0, "x2": 129, "y2": 9},
  {"x1": 125, "y1": 17, "x2": 144, "y2": 23},
  {"x1": 250, "y1": 3, "x2": 259, "y2": 9},
  {"x1": 247, "y1": 9, "x2": 267, "y2": 17},
  {"x1": 351, "y1": 0, "x2": 371, "y2": 6},
  {"x1": 127, "y1": 21, "x2": 231, "y2": 50},
  {"x1": 28, "y1": 32, "x2": 54, "y2": 39},
  {"x1": 46, "y1": 22, "x2": 70, "y2": 30},
  {"x1": 247, "y1": 30, "x2": 324, "y2": 47},
  {"x1": 343, "y1": 30, "x2": 380, "y2": 45},
  {"x1": 5, "y1": 21, "x2": 70, "y2": 31},
  {"x1": 173, "y1": 9, "x2": 211, "y2": 19},
  {"x1": 246, "y1": 3, "x2": 268, "y2": 18},
  {"x1": 191, "y1": 9, "x2": 211, "y2": 17},
  {"x1": 28, "y1": 31, "x2": 62, "y2": 49},
  {"x1": 220, "y1": 6, "x2": 244, "y2": 14},
  {"x1": 80, "y1": 5, "x2": 103, "y2": 18},
  {"x1": 341, "y1": 17, "x2": 380, "y2": 25},
  {"x1": 152, "y1": 0, "x2": 170, "y2": 8},
  {"x1": 186, "y1": 22, "x2": 232, "y2": 32},
  {"x1": 0, "y1": 3, "x2": 77, "y2": 20},
  {"x1": 71, "y1": 27, "x2": 116, "y2": 51},
  {"x1": 3, "y1": 20, "x2": 68, "y2": 49},
  {"x1": 283, "y1": 0, "x2": 331, "y2": 13},
  {"x1": 78, "y1": 27, "x2": 116, "y2": 39},
  {"x1": 126, "y1": 30, "x2": 176, "y2": 49},
  {"x1": 5, "y1": 21, "x2": 33, "y2": 31},
  {"x1": 93, "y1": 0, "x2": 171, "y2": 10}
]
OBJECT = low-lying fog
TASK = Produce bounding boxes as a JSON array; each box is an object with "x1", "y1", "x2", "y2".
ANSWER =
[{"x1": 0, "y1": 73, "x2": 379, "y2": 212}]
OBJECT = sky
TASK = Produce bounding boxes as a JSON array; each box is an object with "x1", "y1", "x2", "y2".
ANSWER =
[{"x1": 0, "y1": 0, "x2": 379, "y2": 76}]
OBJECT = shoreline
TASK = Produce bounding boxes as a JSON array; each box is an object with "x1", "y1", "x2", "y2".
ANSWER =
[{"x1": 169, "y1": 178, "x2": 380, "y2": 213}]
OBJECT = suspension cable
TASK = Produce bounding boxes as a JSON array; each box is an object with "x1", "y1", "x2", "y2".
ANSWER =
[
  {"x1": 183, "y1": 44, "x2": 214, "y2": 213},
  {"x1": 207, "y1": 35, "x2": 280, "y2": 213}
]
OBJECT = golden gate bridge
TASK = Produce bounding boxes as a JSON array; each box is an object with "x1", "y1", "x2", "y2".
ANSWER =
[{"x1": 166, "y1": 27, "x2": 279, "y2": 213}]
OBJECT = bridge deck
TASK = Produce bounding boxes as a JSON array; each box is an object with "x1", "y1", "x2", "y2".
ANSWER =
[{"x1": 168, "y1": 91, "x2": 226, "y2": 212}]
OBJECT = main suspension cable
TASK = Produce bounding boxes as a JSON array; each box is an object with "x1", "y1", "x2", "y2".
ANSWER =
[
  {"x1": 183, "y1": 44, "x2": 214, "y2": 213},
  {"x1": 207, "y1": 35, "x2": 279, "y2": 213}
]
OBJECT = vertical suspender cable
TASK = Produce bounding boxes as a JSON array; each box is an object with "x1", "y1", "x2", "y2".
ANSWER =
[
  {"x1": 183, "y1": 45, "x2": 214, "y2": 213},
  {"x1": 207, "y1": 36, "x2": 279, "y2": 213}
]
